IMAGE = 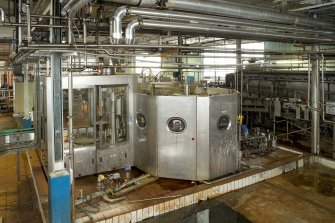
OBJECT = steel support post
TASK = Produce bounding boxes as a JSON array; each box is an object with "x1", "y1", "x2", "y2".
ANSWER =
[
  {"x1": 48, "y1": 53, "x2": 70, "y2": 223},
  {"x1": 311, "y1": 45, "x2": 320, "y2": 155}
]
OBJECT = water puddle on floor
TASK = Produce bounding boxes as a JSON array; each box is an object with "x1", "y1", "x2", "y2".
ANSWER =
[
  {"x1": 139, "y1": 198, "x2": 251, "y2": 223},
  {"x1": 285, "y1": 163, "x2": 335, "y2": 197}
]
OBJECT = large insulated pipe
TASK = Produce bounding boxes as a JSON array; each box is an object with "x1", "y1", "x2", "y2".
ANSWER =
[
  {"x1": 164, "y1": 0, "x2": 335, "y2": 30},
  {"x1": 135, "y1": 20, "x2": 334, "y2": 44},
  {"x1": 110, "y1": 6, "x2": 127, "y2": 44},
  {"x1": 101, "y1": 0, "x2": 157, "y2": 7},
  {"x1": 18, "y1": 0, "x2": 22, "y2": 46},
  {"x1": 0, "y1": 7, "x2": 5, "y2": 23},
  {"x1": 62, "y1": 0, "x2": 91, "y2": 17},
  {"x1": 125, "y1": 20, "x2": 140, "y2": 44},
  {"x1": 26, "y1": 1, "x2": 32, "y2": 43},
  {"x1": 311, "y1": 46, "x2": 320, "y2": 155},
  {"x1": 128, "y1": 7, "x2": 333, "y2": 35}
]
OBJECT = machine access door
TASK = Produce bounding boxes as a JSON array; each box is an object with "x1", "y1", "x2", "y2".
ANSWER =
[{"x1": 156, "y1": 96, "x2": 197, "y2": 180}]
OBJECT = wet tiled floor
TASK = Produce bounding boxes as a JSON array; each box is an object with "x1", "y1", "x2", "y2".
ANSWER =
[
  {"x1": 220, "y1": 163, "x2": 335, "y2": 223},
  {"x1": 0, "y1": 152, "x2": 42, "y2": 223}
]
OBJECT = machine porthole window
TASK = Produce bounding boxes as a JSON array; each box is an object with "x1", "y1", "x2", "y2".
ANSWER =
[
  {"x1": 167, "y1": 117, "x2": 186, "y2": 133},
  {"x1": 136, "y1": 113, "x2": 146, "y2": 128},
  {"x1": 217, "y1": 115, "x2": 231, "y2": 130}
]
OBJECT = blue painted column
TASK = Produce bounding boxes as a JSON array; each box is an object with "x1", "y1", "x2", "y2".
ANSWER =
[{"x1": 48, "y1": 171, "x2": 71, "y2": 223}]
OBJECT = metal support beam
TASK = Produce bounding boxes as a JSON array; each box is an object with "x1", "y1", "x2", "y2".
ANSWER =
[
  {"x1": 50, "y1": 53, "x2": 64, "y2": 171},
  {"x1": 48, "y1": 53, "x2": 70, "y2": 223},
  {"x1": 311, "y1": 45, "x2": 320, "y2": 155}
]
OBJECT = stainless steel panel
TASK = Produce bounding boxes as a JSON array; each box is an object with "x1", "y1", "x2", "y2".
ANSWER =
[
  {"x1": 97, "y1": 143, "x2": 129, "y2": 173},
  {"x1": 64, "y1": 147, "x2": 96, "y2": 177},
  {"x1": 134, "y1": 94, "x2": 148, "y2": 172},
  {"x1": 196, "y1": 97, "x2": 210, "y2": 180},
  {"x1": 208, "y1": 94, "x2": 240, "y2": 179},
  {"x1": 147, "y1": 96, "x2": 158, "y2": 176},
  {"x1": 156, "y1": 96, "x2": 197, "y2": 180}
]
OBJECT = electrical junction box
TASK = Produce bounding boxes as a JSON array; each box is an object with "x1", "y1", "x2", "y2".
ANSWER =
[{"x1": 326, "y1": 102, "x2": 335, "y2": 115}]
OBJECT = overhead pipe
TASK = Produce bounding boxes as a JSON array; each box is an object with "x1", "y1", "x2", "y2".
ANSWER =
[
  {"x1": 101, "y1": 0, "x2": 157, "y2": 7},
  {"x1": 127, "y1": 7, "x2": 334, "y2": 35},
  {"x1": 289, "y1": 2, "x2": 335, "y2": 12},
  {"x1": 125, "y1": 20, "x2": 140, "y2": 44},
  {"x1": 62, "y1": 0, "x2": 91, "y2": 17},
  {"x1": 19, "y1": 44, "x2": 335, "y2": 55},
  {"x1": 164, "y1": 0, "x2": 335, "y2": 30},
  {"x1": 129, "y1": 19, "x2": 335, "y2": 44},
  {"x1": 110, "y1": 6, "x2": 127, "y2": 44},
  {"x1": 2, "y1": 22, "x2": 65, "y2": 28}
]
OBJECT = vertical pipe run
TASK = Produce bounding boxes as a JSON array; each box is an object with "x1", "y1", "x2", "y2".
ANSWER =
[
  {"x1": 26, "y1": 0, "x2": 32, "y2": 43},
  {"x1": 68, "y1": 17, "x2": 73, "y2": 44},
  {"x1": 24, "y1": 63, "x2": 29, "y2": 119},
  {"x1": 83, "y1": 18, "x2": 87, "y2": 44},
  {"x1": 311, "y1": 45, "x2": 320, "y2": 155},
  {"x1": 49, "y1": 0, "x2": 53, "y2": 43},
  {"x1": 111, "y1": 92, "x2": 116, "y2": 144},
  {"x1": 68, "y1": 56, "x2": 75, "y2": 222},
  {"x1": 18, "y1": 0, "x2": 22, "y2": 46}
]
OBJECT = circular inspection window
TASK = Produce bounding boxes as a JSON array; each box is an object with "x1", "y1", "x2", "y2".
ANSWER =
[
  {"x1": 167, "y1": 117, "x2": 186, "y2": 133},
  {"x1": 217, "y1": 115, "x2": 231, "y2": 130},
  {"x1": 136, "y1": 113, "x2": 147, "y2": 128}
]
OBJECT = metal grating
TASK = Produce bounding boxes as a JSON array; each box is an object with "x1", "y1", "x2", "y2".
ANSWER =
[{"x1": 51, "y1": 54, "x2": 63, "y2": 163}]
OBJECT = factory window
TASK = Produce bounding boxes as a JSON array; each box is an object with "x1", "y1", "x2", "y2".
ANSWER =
[
  {"x1": 167, "y1": 117, "x2": 186, "y2": 133},
  {"x1": 203, "y1": 42, "x2": 264, "y2": 82}
]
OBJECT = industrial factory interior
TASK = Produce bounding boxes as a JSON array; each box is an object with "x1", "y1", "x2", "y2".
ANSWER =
[{"x1": 1, "y1": 0, "x2": 335, "y2": 222}]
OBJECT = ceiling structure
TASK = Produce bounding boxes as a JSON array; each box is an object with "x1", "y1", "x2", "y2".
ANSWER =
[{"x1": 0, "y1": 0, "x2": 334, "y2": 68}]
